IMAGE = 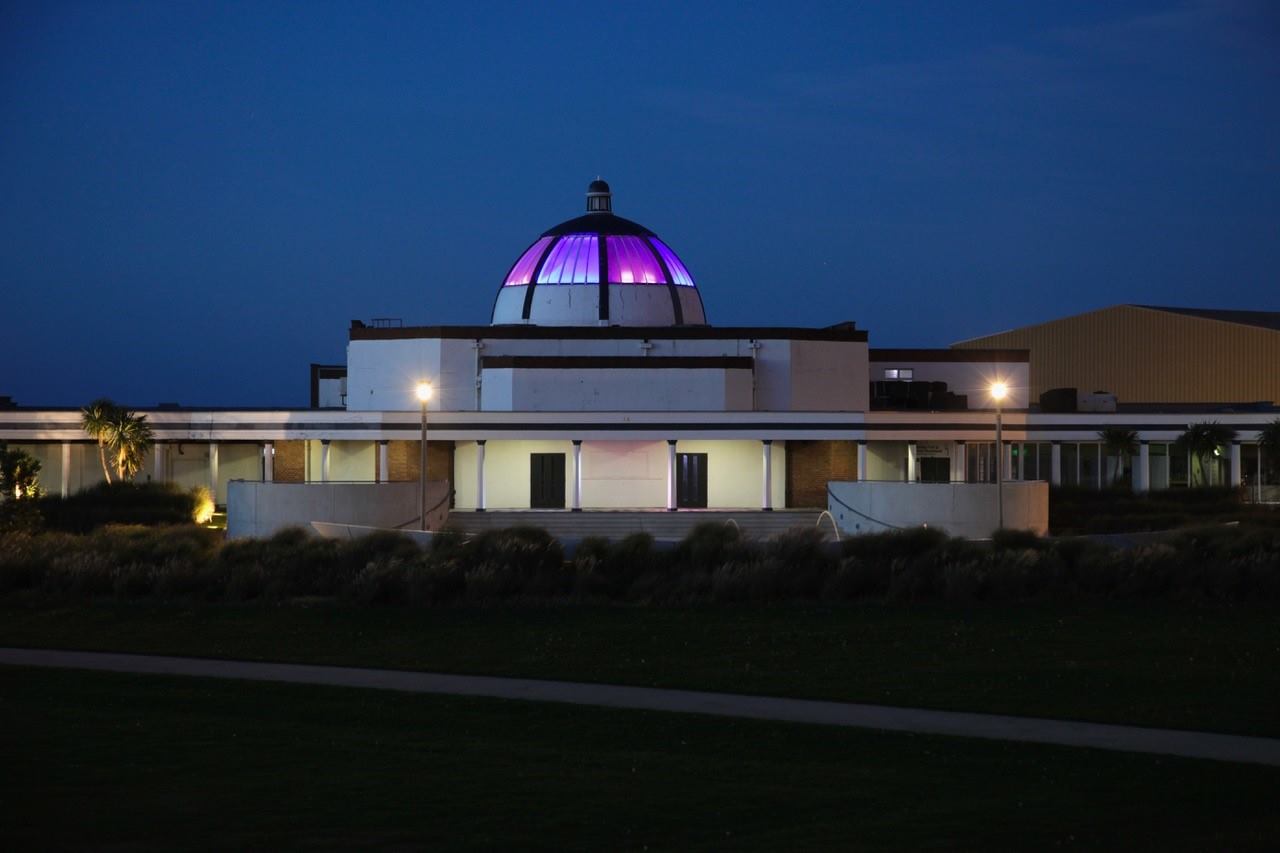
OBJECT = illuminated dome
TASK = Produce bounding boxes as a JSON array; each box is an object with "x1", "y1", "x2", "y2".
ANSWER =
[{"x1": 492, "y1": 180, "x2": 708, "y2": 326}]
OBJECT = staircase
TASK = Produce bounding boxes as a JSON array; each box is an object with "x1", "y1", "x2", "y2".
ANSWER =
[{"x1": 444, "y1": 509, "x2": 830, "y2": 542}]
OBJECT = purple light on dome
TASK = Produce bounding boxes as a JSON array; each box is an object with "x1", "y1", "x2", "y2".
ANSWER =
[
  {"x1": 607, "y1": 236, "x2": 664, "y2": 284},
  {"x1": 536, "y1": 234, "x2": 599, "y2": 284},
  {"x1": 650, "y1": 238, "x2": 694, "y2": 286},
  {"x1": 504, "y1": 236, "x2": 553, "y2": 286}
]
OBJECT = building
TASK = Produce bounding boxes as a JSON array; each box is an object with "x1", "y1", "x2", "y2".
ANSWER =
[{"x1": 2, "y1": 181, "x2": 1277, "y2": 528}]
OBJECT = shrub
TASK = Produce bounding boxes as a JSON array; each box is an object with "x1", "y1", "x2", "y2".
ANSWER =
[
  {"x1": 461, "y1": 526, "x2": 567, "y2": 599},
  {"x1": 36, "y1": 482, "x2": 199, "y2": 532}
]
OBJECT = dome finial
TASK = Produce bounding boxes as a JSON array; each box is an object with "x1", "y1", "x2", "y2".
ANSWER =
[{"x1": 586, "y1": 178, "x2": 612, "y2": 214}]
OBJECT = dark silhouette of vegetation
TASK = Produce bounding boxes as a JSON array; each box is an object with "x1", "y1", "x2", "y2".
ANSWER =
[{"x1": 3, "y1": 516, "x2": 1278, "y2": 606}]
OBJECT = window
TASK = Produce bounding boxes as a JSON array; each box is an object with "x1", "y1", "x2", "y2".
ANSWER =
[{"x1": 884, "y1": 368, "x2": 913, "y2": 380}]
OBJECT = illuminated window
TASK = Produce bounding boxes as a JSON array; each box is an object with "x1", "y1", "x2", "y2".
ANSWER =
[
  {"x1": 503, "y1": 236, "x2": 553, "y2": 286},
  {"x1": 884, "y1": 368, "x2": 913, "y2": 380},
  {"x1": 607, "y1": 236, "x2": 664, "y2": 284},
  {"x1": 536, "y1": 234, "x2": 599, "y2": 284},
  {"x1": 650, "y1": 237, "x2": 695, "y2": 286}
]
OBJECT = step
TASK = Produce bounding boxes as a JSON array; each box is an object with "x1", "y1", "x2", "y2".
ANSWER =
[{"x1": 443, "y1": 509, "x2": 828, "y2": 542}]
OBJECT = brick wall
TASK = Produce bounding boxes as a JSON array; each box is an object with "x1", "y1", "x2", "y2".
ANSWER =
[
  {"x1": 272, "y1": 441, "x2": 305, "y2": 483},
  {"x1": 785, "y1": 440, "x2": 858, "y2": 507},
  {"x1": 383, "y1": 440, "x2": 454, "y2": 487}
]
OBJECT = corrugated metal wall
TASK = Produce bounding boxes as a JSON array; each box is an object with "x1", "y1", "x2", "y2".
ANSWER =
[{"x1": 954, "y1": 305, "x2": 1280, "y2": 404}]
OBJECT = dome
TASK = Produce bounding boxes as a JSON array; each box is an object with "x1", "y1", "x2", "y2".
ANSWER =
[{"x1": 492, "y1": 180, "x2": 708, "y2": 327}]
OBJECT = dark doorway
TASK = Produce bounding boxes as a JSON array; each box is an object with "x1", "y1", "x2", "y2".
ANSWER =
[
  {"x1": 919, "y1": 457, "x2": 951, "y2": 483},
  {"x1": 530, "y1": 453, "x2": 566, "y2": 508},
  {"x1": 676, "y1": 452, "x2": 708, "y2": 508}
]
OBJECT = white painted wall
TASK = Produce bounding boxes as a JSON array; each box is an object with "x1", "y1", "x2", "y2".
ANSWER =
[
  {"x1": 227, "y1": 480, "x2": 449, "y2": 539},
  {"x1": 866, "y1": 441, "x2": 907, "y2": 481},
  {"x1": 480, "y1": 367, "x2": 754, "y2": 411},
  {"x1": 347, "y1": 333, "x2": 869, "y2": 414},
  {"x1": 828, "y1": 480, "x2": 1048, "y2": 539},
  {"x1": 677, "y1": 439, "x2": 786, "y2": 509},
  {"x1": 304, "y1": 440, "x2": 375, "y2": 482},
  {"x1": 791, "y1": 340, "x2": 869, "y2": 411},
  {"x1": 452, "y1": 438, "x2": 785, "y2": 510}
]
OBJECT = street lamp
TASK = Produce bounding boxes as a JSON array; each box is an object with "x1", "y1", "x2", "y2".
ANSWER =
[
  {"x1": 990, "y1": 381, "x2": 1008, "y2": 531},
  {"x1": 416, "y1": 381, "x2": 433, "y2": 531}
]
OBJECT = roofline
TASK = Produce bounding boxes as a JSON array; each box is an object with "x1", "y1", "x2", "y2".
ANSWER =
[
  {"x1": 871, "y1": 348, "x2": 1029, "y2": 363},
  {"x1": 349, "y1": 323, "x2": 868, "y2": 342}
]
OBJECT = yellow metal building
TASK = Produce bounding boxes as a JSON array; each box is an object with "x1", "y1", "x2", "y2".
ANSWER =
[{"x1": 953, "y1": 305, "x2": 1280, "y2": 405}]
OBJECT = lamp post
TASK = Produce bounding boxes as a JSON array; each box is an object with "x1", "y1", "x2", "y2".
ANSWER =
[
  {"x1": 991, "y1": 381, "x2": 1008, "y2": 531},
  {"x1": 416, "y1": 381, "x2": 433, "y2": 531}
]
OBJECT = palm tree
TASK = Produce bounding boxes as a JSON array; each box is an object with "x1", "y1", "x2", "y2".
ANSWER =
[
  {"x1": 1258, "y1": 418, "x2": 1280, "y2": 486},
  {"x1": 1174, "y1": 421, "x2": 1238, "y2": 487},
  {"x1": 1098, "y1": 428, "x2": 1138, "y2": 485},
  {"x1": 103, "y1": 409, "x2": 154, "y2": 481},
  {"x1": 80, "y1": 398, "x2": 120, "y2": 483}
]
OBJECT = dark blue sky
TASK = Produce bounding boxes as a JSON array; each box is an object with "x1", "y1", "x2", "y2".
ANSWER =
[{"x1": 3, "y1": 1, "x2": 1278, "y2": 407}]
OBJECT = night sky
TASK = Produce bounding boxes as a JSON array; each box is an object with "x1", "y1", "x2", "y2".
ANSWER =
[{"x1": 3, "y1": 1, "x2": 1277, "y2": 408}]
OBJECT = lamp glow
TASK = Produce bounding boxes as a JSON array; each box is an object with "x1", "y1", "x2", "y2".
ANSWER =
[
  {"x1": 415, "y1": 382, "x2": 433, "y2": 403},
  {"x1": 991, "y1": 381, "x2": 1008, "y2": 402}
]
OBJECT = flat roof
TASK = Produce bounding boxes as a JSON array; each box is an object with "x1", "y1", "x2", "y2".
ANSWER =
[{"x1": 350, "y1": 322, "x2": 868, "y2": 343}]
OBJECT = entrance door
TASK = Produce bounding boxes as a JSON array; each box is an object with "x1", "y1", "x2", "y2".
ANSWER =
[
  {"x1": 676, "y1": 453, "x2": 708, "y2": 508},
  {"x1": 530, "y1": 453, "x2": 566, "y2": 508},
  {"x1": 919, "y1": 457, "x2": 950, "y2": 483}
]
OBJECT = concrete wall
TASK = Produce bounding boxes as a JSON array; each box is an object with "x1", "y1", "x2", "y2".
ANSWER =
[
  {"x1": 227, "y1": 480, "x2": 450, "y2": 539},
  {"x1": 790, "y1": 340, "x2": 869, "y2": 411},
  {"x1": 828, "y1": 480, "x2": 1049, "y2": 539},
  {"x1": 482, "y1": 367, "x2": 754, "y2": 411},
  {"x1": 347, "y1": 333, "x2": 869, "y2": 414},
  {"x1": 452, "y1": 438, "x2": 784, "y2": 510}
]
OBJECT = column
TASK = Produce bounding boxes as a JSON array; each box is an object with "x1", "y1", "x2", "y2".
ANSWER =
[
  {"x1": 1230, "y1": 441, "x2": 1242, "y2": 488},
  {"x1": 1095, "y1": 444, "x2": 1103, "y2": 490},
  {"x1": 1136, "y1": 441, "x2": 1150, "y2": 494},
  {"x1": 857, "y1": 440, "x2": 868, "y2": 482},
  {"x1": 1050, "y1": 442, "x2": 1062, "y2": 487},
  {"x1": 475, "y1": 440, "x2": 486, "y2": 511},
  {"x1": 320, "y1": 440, "x2": 331, "y2": 483},
  {"x1": 153, "y1": 443, "x2": 166, "y2": 484},
  {"x1": 951, "y1": 441, "x2": 966, "y2": 483},
  {"x1": 208, "y1": 443, "x2": 219, "y2": 495},
  {"x1": 60, "y1": 442, "x2": 72, "y2": 497},
  {"x1": 377, "y1": 440, "x2": 388, "y2": 484},
  {"x1": 1004, "y1": 442, "x2": 1015, "y2": 483},
  {"x1": 571, "y1": 440, "x2": 582, "y2": 512},
  {"x1": 263, "y1": 442, "x2": 274, "y2": 483},
  {"x1": 761, "y1": 440, "x2": 773, "y2": 510},
  {"x1": 666, "y1": 440, "x2": 677, "y2": 511},
  {"x1": 906, "y1": 441, "x2": 918, "y2": 483}
]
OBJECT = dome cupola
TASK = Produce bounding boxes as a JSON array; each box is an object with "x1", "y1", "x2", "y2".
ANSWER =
[{"x1": 492, "y1": 180, "x2": 707, "y2": 327}]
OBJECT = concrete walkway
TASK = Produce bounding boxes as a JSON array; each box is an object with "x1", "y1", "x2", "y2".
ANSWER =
[{"x1": 4, "y1": 647, "x2": 1279, "y2": 768}]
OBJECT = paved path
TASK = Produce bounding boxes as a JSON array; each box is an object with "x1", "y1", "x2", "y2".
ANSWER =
[{"x1": 4, "y1": 647, "x2": 1279, "y2": 768}]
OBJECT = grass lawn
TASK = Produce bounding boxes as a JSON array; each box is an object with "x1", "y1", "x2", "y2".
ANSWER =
[
  {"x1": 2, "y1": 666, "x2": 1278, "y2": 851},
  {"x1": 1, "y1": 600, "x2": 1277, "y2": 736}
]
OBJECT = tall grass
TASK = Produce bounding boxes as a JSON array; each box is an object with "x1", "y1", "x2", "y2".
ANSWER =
[{"x1": 1, "y1": 519, "x2": 1278, "y2": 607}]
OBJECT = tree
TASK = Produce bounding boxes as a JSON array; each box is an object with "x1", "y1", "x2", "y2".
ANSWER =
[
  {"x1": 0, "y1": 443, "x2": 43, "y2": 499},
  {"x1": 80, "y1": 398, "x2": 119, "y2": 483},
  {"x1": 1098, "y1": 428, "x2": 1138, "y2": 485},
  {"x1": 1259, "y1": 418, "x2": 1280, "y2": 485},
  {"x1": 103, "y1": 409, "x2": 155, "y2": 481},
  {"x1": 1174, "y1": 421, "x2": 1238, "y2": 487}
]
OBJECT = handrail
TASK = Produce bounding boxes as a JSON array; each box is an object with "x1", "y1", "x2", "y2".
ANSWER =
[
  {"x1": 825, "y1": 485, "x2": 905, "y2": 531},
  {"x1": 814, "y1": 510, "x2": 842, "y2": 542},
  {"x1": 395, "y1": 488, "x2": 455, "y2": 531}
]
